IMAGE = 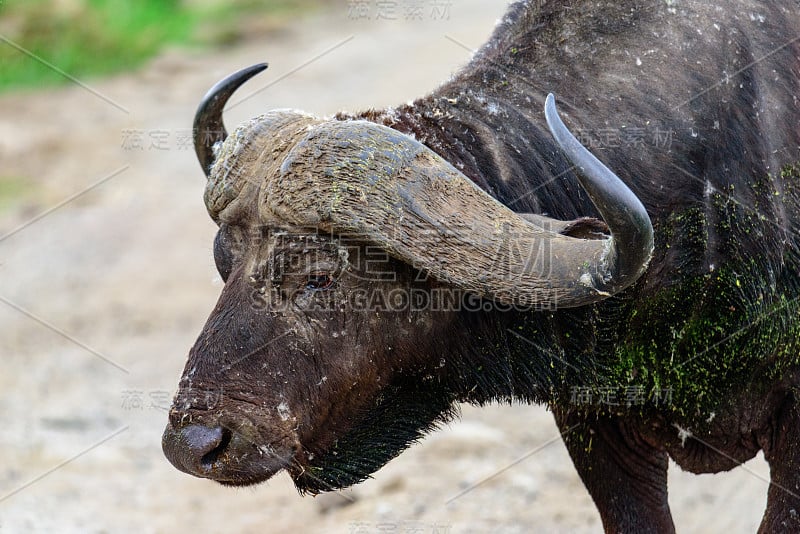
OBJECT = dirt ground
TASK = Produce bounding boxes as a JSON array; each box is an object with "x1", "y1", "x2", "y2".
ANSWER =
[{"x1": 0, "y1": 2, "x2": 774, "y2": 532}]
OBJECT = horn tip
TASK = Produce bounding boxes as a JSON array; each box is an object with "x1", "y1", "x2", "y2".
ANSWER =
[
  {"x1": 194, "y1": 62, "x2": 271, "y2": 176},
  {"x1": 544, "y1": 93, "x2": 561, "y2": 134},
  {"x1": 250, "y1": 62, "x2": 269, "y2": 74}
]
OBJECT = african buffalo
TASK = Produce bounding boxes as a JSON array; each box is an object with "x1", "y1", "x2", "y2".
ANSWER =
[{"x1": 163, "y1": 1, "x2": 800, "y2": 532}]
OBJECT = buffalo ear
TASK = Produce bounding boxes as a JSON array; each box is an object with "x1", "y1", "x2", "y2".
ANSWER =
[{"x1": 518, "y1": 214, "x2": 609, "y2": 240}]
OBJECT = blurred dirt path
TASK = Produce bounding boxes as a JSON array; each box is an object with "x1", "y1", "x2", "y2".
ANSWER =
[{"x1": 0, "y1": 2, "x2": 770, "y2": 532}]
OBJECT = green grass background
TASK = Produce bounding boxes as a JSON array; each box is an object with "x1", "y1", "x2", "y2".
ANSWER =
[
  {"x1": 0, "y1": 0, "x2": 326, "y2": 211},
  {"x1": 0, "y1": 0, "x2": 324, "y2": 92}
]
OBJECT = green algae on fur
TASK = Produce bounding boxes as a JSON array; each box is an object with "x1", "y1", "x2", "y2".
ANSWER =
[{"x1": 545, "y1": 164, "x2": 800, "y2": 420}]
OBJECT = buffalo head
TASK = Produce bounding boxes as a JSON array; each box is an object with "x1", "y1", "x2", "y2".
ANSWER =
[{"x1": 162, "y1": 64, "x2": 653, "y2": 493}]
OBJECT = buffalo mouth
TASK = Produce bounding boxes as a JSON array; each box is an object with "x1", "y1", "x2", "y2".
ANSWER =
[
  {"x1": 161, "y1": 420, "x2": 301, "y2": 487},
  {"x1": 162, "y1": 382, "x2": 458, "y2": 492}
]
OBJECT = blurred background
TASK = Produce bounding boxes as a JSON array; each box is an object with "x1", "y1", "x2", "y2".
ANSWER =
[{"x1": 0, "y1": 1, "x2": 772, "y2": 532}]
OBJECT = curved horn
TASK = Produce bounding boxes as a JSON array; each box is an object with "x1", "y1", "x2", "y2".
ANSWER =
[
  {"x1": 203, "y1": 67, "x2": 653, "y2": 308},
  {"x1": 263, "y1": 109, "x2": 652, "y2": 308},
  {"x1": 193, "y1": 63, "x2": 268, "y2": 176},
  {"x1": 545, "y1": 94, "x2": 654, "y2": 290}
]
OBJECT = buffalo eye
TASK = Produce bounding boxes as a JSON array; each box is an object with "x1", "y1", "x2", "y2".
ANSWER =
[
  {"x1": 213, "y1": 227, "x2": 234, "y2": 282},
  {"x1": 306, "y1": 272, "x2": 335, "y2": 291}
]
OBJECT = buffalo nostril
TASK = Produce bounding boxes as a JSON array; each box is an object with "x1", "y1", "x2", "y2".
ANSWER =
[
  {"x1": 200, "y1": 428, "x2": 232, "y2": 468},
  {"x1": 165, "y1": 424, "x2": 232, "y2": 476}
]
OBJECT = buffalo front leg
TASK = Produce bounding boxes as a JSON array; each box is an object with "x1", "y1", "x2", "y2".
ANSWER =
[
  {"x1": 553, "y1": 409, "x2": 675, "y2": 533},
  {"x1": 759, "y1": 396, "x2": 800, "y2": 533}
]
